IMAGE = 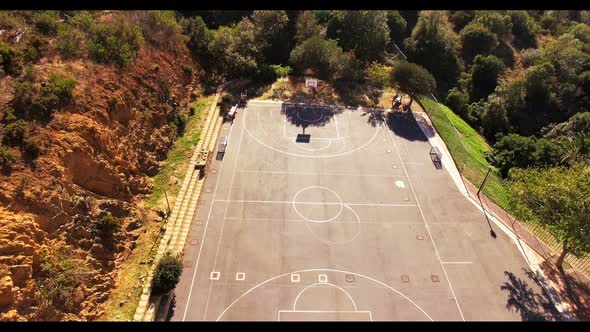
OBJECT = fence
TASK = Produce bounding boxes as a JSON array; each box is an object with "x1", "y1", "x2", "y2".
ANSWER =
[{"x1": 419, "y1": 95, "x2": 590, "y2": 277}]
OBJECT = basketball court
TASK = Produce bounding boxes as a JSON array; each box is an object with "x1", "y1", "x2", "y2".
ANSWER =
[{"x1": 169, "y1": 99, "x2": 557, "y2": 321}]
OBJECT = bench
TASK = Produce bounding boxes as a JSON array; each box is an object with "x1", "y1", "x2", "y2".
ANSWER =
[
  {"x1": 429, "y1": 146, "x2": 443, "y2": 169},
  {"x1": 216, "y1": 136, "x2": 228, "y2": 160}
]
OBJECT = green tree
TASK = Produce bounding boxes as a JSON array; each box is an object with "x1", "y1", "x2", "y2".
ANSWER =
[
  {"x1": 460, "y1": 22, "x2": 498, "y2": 63},
  {"x1": 88, "y1": 17, "x2": 144, "y2": 67},
  {"x1": 480, "y1": 96, "x2": 511, "y2": 141},
  {"x1": 390, "y1": 62, "x2": 436, "y2": 106},
  {"x1": 152, "y1": 251, "x2": 183, "y2": 294},
  {"x1": 545, "y1": 112, "x2": 590, "y2": 163},
  {"x1": 271, "y1": 64, "x2": 292, "y2": 78},
  {"x1": 469, "y1": 55, "x2": 505, "y2": 102},
  {"x1": 289, "y1": 35, "x2": 346, "y2": 82},
  {"x1": 386, "y1": 11, "x2": 407, "y2": 46},
  {"x1": 508, "y1": 11, "x2": 538, "y2": 49},
  {"x1": 294, "y1": 11, "x2": 322, "y2": 44},
  {"x1": 508, "y1": 162, "x2": 590, "y2": 269},
  {"x1": 327, "y1": 11, "x2": 390, "y2": 63},
  {"x1": 209, "y1": 18, "x2": 261, "y2": 78},
  {"x1": 404, "y1": 11, "x2": 462, "y2": 96},
  {"x1": 473, "y1": 11, "x2": 512, "y2": 41},
  {"x1": 448, "y1": 10, "x2": 476, "y2": 32},
  {"x1": 492, "y1": 133, "x2": 564, "y2": 177},
  {"x1": 251, "y1": 10, "x2": 290, "y2": 64},
  {"x1": 135, "y1": 11, "x2": 182, "y2": 52},
  {"x1": 445, "y1": 88, "x2": 469, "y2": 116},
  {"x1": 181, "y1": 16, "x2": 212, "y2": 63}
]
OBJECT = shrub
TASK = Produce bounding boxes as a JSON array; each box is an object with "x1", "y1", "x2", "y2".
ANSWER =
[
  {"x1": 220, "y1": 92, "x2": 235, "y2": 106},
  {"x1": 0, "y1": 146, "x2": 17, "y2": 169},
  {"x1": 23, "y1": 137, "x2": 41, "y2": 159},
  {"x1": 0, "y1": 41, "x2": 23, "y2": 76},
  {"x1": 69, "y1": 11, "x2": 95, "y2": 33},
  {"x1": 182, "y1": 63, "x2": 194, "y2": 77},
  {"x1": 289, "y1": 35, "x2": 347, "y2": 82},
  {"x1": 173, "y1": 113, "x2": 188, "y2": 136},
  {"x1": 57, "y1": 24, "x2": 85, "y2": 59},
  {"x1": 270, "y1": 64, "x2": 292, "y2": 78},
  {"x1": 2, "y1": 120, "x2": 28, "y2": 146},
  {"x1": 88, "y1": 17, "x2": 143, "y2": 67},
  {"x1": 151, "y1": 251, "x2": 183, "y2": 295},
  {"x1": 365, "y1": 62, "x2": 392, "y2": 89},
  {"x1": 2, "y1": 108, "x2": 17, "y2": 124},
  {"x1": 34, "y1": 11, "x2": 60, "y2": 36},
  {"x1": 23, "y1": 35, "x2": 48, "y2": 63},
  {"x1": 445, "y1": 88, "x2": 469, "y2": 116},
  {"x1": 96, "y1": 214, "x2": 121, "y2": 240},
  {"x1": 48, "y1": 72, "x2": 77, "y2": 103},
  {"x1": 35, "y1": 244, "x2": 87, "y2": 314},
  {"x1": 520, "y1": 48, "x2": 541, "y2": 68}
]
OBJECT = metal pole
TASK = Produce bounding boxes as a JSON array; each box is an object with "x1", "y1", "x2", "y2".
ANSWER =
[
  {"x1": 164, "y1": 189, "x2": 171, "y2": 216},
  {"x1": 477, "y1": 167, "x2": 493, "y2": 196}
]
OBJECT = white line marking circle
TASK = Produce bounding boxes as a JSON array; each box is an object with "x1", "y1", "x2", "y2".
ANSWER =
[
  {"x1": 292, "y1": 186, "x2": 343, "y2": 223},
  {"x1": 292, "y1": 282, "x2": 358, "y2": 311},
  {"x1": 296, "y1": 109, "x2": 324, "y2": 123}
]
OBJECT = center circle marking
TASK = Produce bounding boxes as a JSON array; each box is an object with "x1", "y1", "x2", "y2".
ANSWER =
[{"x1": 292, "y1": 186, "x2": 343, "y2": 223}]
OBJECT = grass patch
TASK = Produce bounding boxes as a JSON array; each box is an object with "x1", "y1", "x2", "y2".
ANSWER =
[
  {"x1": 418, "y1": 96, "x2": 510, "y2": 210},
  {"x1": 144, "y1": 96, "x2": 213, "y2": 210}
]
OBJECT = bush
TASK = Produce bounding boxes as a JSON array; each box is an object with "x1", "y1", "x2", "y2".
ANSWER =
[
  {"x1": 0, "y1": 146, "x2": 17, "y2": 169},
  {"x1": 96, "y1": 214, "x2": 121, "y2": 240},
  {"x1": 69, "y1": 11, "x2": 95, "y2": 33},
  {"x1": 289, "y1": 35, "x2": 346, "y2": 82},
  {"x1": 520, "y1": 48, "x2": 541, "y2": 67},
  {"x1": 88, "y1": 18, "x2": 143, "y2": 67},
  {"x1": 34, "y1": 11, "x2": 60, "y2": 36},
  {"x1": 12, "y1": 81, "x2": 59, "y2": 121},
  {"x1": 2, "y1": 108, "x2": 17, "y2": 124},
  {"x1": 182, "y1": 63, "x2": 194, "y2": 77},
  {"x1": 57, "y1": 24, "x2": 85, "y2": 59},
  {"x1": 271, "y1": 64, "x2": 292, "y2": 78},
  {"x1": 0, "y1": 41, "x2": 23, "y2": 76},
  {"x1": 23, "y1": 35, "x2": 48, "y2": 63},
  {"x1": 365, "y1": 62, "x2": 392, "y2": 89},
  {"x1": 2, "y1": 120, "x2": 28, "y2": 146},
  {"x1": 151, "y1": 251, "x2": 183, "y2": 295},
  {"x1": 23, "y1": 137, "x2": 41, "y2": 159},
  {"x1": 48, "y1": 72, "x2": 77, "y2": 103},
  {"x1": 173, "y1": 113, "x2": 188, "y2": 136},
  {"x1": 460, "y1": 23, "x2": 498, "y2": 63}
]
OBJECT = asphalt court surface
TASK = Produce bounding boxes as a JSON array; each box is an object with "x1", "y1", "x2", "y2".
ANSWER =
[{"x1": 171, "y1": 100, "x2": 557, "y2": 321}]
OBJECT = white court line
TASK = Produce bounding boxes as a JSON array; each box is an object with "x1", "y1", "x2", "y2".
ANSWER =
[
  {"x1": 442, "y1": 262, "x2": 473, "y2": 264},
  {"x1": 203, "y1": 104, "x2": 248, "y2": 320},
  {"x1": 277, "y1": 310, "x2": 373, "y2": 322},
  {"x1": 237, "y1": 169, "x2": 406, "y2": 178},
  {"x1": 292, "y1": 283, "x2": 357, "y2": 311},
  {"x1": 334, "y1": 115, "x2": 341, "y2": 139},
  {"x1": 385, "y1": 118, "x2": 466, "y2": 321},
  {"x1": 182, "y1": 113, "x2": 237, "y2": 321},
  {"x1": 212, "y1": 199, "x2": 417, "y2": 207},
  {"x1": 224, "y1": 217, "x2": 426, "y2": 225}
]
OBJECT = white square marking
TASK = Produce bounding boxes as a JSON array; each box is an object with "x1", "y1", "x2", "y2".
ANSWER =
[
  {"x1": 236, "y1": 272, "x2": 245, "y2": 281},
  {"x1": 318, "y1": 274, "x2": 328, "y2": 283},
  {"x1": 290, "y1": 274, "x2": 300, "y2": 283},
  {"x1": 210, "y1": 272, "x2": 220, "y2": 280}
]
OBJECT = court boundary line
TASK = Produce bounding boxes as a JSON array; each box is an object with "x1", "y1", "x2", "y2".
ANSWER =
[
  {"x1": 212, "y1": 199, "x2": 417, "y2": 207},
  {"x1": 384, "y1": 112, "x2": 466, "y2": 321},
  {"x1": 237, "y1": 169, "x2": 408, "y2": 178},
  {"x1": 202, "y1": 104, "x2": 248, "y2": 320},
  {"x1": 278, "y1": 310, "x2": 373, "y2": 322},
  {"x1": 181, "y1": 114, "x2": 237, "y2": 321}
]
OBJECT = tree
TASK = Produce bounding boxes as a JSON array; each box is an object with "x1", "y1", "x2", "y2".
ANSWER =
[
  {"x1": 295, "y1": 11, "x2": 322, "y2": 44},
  {"x1": 508, "y1": 162, "x2": 590, "y2": 270},
  {"x1": 492, "y1": 133, "x2": 564, "y2": 177},
  {"x1": 480, "y1": 96, "x2": 510, "y2": 142},
  {"x1": 448, "y1": 10, "x2": 476, "y2": 31},
  {"x1": 326, "y1": 11, "x2": 390, "y2": 64},
  {"x1": 390, "y1": 62, "x2": 436, "y2": 106},
  {"x1": 2, "y1": 119, "x2": 28, "y2": 146},
  {"x1": 445, "y1": 88, "x2": 469, "y2": 116},
  {"x1": 460, "y1": 23, "x2": 498, "y2": 63},
  {"x1": 386, "y1": 11, "x2": 407, "y2": 46},
  {"x1": 469, "y1": 55, "x2": 505, "y2": 102},
  {"x1": 181, "y1": 16, "x2": 213, "y2": 64},
  {"x1": 545, "y1": 112, "x2": 590, "y2": 163},
  {"x1": 404, "y1": 11, "x2": 462, "y2": 96},
  {"x1": 473, "y1": 11, "x2": 512, "y2": 41},
  {"x1": 251, "y1": 10, "x2": 290, "y2": 64},
  {"x1": 289, "y1": 35, "x2": 346, "y2": 82},
  {"x1": 56, "y1": 24, "x2": 85, "y2": 59},
  {"x1": 209, "y1": 18, "x2": 262, "y2": 78},
  {"x1": 88, "y1": 17, "x2": 144, "y2": 67},
  {"x1": 152, "y1": 251, "x2": 183, "y2": 294},
  {"x1": 508, "y1": 11, "x2": 538, "y2": 49}
]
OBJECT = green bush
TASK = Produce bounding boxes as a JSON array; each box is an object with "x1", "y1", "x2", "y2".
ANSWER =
[
  {"x1": 2, "y1": 108, "x2": 17, "y2": 124},
  {"x1": 57, "y1": 25, "x2": 85, "y2": 59},
  {"x1": 0, "y1": 146, "x2": 17, "y2": 169},
  {"x1": 96, "y1": 214, "x2": 121, "y2": 240},
  {"x1": 69, "y1": 11, "x2": 95, "y2": 33},
  {"x1": 12, "y1": 81, "x2": 59, "y2": 121},
  {"x1": 151, "y1": 251, "x2": 183, "y2": 295},
  {"x1": 271, "y1": 64, "x2": 292, "y2": 78},
  {"x1": 0, "y1": 41, "x2": 23, "y2": 76},
  {"x1": 23, "y1": 137, "x2": 41, "y2": 159},
  {"x1": 365, "y1": 62, "x2": 392, "y2": 88},
  {"x1": 173, "y1": 113, "x2": 188, "y2": 136},
  {"x1": 48, "y1": 72, "x2": 77, "y2": 103},
  {"x1": 34, "y1": 11, "x2": 60, "y2": 36},
  {"x1": 220, "y1": 92, "x2": 235, "y2": 106},
  {"x1": 2, "y1": 120, "x2": 28, "y2": 146},
  {"x1": 445, "y1": 88, "x2": 469, "y2": 116},
  {"x1": 88, "y1": 18, "x2": 143, "y2": 67},
  {"x1": 23, "y1": 35, "x2": 48, "y2": 63}
]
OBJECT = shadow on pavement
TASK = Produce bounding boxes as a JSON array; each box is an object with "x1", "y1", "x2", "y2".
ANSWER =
[
  {"x1": 540, "y1": 260, "x2": 590, "y2": 320},
  {"x1": 385, "y1": 110, "x2": 428, "y2": 142},
  {"x1": 500, "y1": 269, "x2": 561, "y2": 321},
  {"x1": 281, "y1": 104, "x2": 346, "y2": 135},
  {"x1": 361, "y1": 108, "x2": 386, "y2": 128}
]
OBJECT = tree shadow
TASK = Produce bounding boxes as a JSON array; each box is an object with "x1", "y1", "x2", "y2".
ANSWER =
[
  {"x1": 361, "y1": 108, "x2": 386, "y2": 128},
  {"x1": 539, "y1": 260, "x2": 590, "y2": 320},
  {"x1": 280, "y1": 103, "x2": 346, "y2": 135},
  {"x1": 385, "y1": 110, "x2": 428, "y2": 142},
  {"x1": 500, "y1": 269, "x2": 562, "y2": 321}
]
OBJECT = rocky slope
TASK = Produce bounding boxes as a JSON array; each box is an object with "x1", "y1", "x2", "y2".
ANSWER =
[{"x1": 0, "y1": 21, "x2": 196, "y2": 321}]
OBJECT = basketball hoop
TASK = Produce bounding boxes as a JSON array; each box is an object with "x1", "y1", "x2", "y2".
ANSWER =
[{"x1": 305, "y1": 78, "x2": 318, "y2": 88}]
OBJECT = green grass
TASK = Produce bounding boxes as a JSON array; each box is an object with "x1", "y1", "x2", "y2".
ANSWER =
[
  {"x1": 418, "y1": 97, "x2": 510, "y2": 211},
  {"x1": 144, "y1": 96, "x2": 213, "y2": 209}
]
